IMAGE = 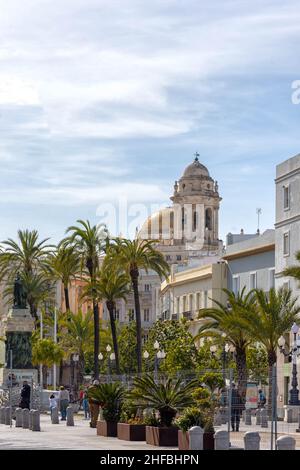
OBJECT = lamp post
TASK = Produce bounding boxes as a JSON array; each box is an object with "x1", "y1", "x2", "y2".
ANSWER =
[
  {"x1": 278, "y1": 323, "x2": 300, "y2": 405},
  {"x1": 72, "y1": 353, "x2": 79, "y2": 397},
  {"x1": 210, "y1": 343, "x2": 232, "y2": 384},
  {"x1": 110, "y1": 352, "x2": 116, "y2": 376},
  {"x1": 154, "y1": 341, "x2": 160, "y2": 380},
  {"x1": 106, "y1": 345, "x2": 112, "y2": 377},
  {"x1": 143, "y1": 350, "x2": 149, "y2": 372}
]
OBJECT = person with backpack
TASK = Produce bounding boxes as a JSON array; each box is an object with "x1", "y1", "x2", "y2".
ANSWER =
[{"x1": 258, "y1": 389, "x2": 266, "y2": 408}]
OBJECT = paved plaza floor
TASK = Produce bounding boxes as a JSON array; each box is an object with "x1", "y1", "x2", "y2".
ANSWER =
[
  {"x1": 0, "y1": 414, "x2": 177, "y2": 450},
  {"x1": 1, "y1": 413, "x2": 300, "y2": 450}
]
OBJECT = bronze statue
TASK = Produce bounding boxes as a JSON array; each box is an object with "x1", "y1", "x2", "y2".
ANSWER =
[{"x1": 13, "y1": 274, "x2": 27, "y2": 309}]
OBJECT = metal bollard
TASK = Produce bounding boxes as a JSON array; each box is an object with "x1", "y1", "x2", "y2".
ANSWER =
[
  {"x1": 215, "y1": 430, "x2": 229, "y2": 450},
  {"x1": 51, "y1": 407, "x2": 59, "y2": 424},
  {"x1": 260, "y1": 408, "x2": 268, "y2": 428},
  {"x1": 31, "y1": 410, "x2": 41, "y2": 431},
  {"x1": 245, "y1": 409, "x2": 252, "y2": 425},
  {"x1": 276, "y1": 436, "x2": 296, "y2": 450},
  {"x1": 189, "y1": 426, "x2": 204, "y2": 450},
  {"x1": 22, "y1": 409, "x2": 30, "y2": 429},
  {"x1": 15, "y1": 408, "x2": 23, "y2": 427},
  {"x1": 4, "y1": 407, "x2": 11, "y2": 426},
  {"x1": 29, "y1": 409, "x2": 34, "y2": 430},
  {"x1": 66, "y1": 406, "x2": 74, "y2": 426},
  {"x1": 244, "y1": 431, "x2": 261, "y2": 450},
  {"x1": 256, "y1": 409, "x2": 261, "y2": 425},
  {"x1": 0, "y1": 407, "x2": 5, "y2": 424}
]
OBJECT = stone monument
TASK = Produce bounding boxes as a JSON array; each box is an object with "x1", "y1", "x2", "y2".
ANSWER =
[{"x1": 0, "y1": 274, "x2": 37, "y2": 387}]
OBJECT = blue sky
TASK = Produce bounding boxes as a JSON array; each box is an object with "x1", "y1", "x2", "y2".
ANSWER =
[{"x1": 0, "y1": 0, "x2": 299, "y2": 242}]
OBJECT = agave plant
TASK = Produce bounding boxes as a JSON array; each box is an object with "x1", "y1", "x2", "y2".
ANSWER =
[
  {"x1": 87, "y1": 382, "x2": 125, "y2": 422},
  {"x1": 130, "y1": 375, "x2": 198, "y2": 427}
]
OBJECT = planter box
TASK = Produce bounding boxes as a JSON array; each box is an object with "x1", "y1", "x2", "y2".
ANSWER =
[
  {"x1": 146, "y1": 425, "x2": 178, "y2": 447},
  {"x1": 178, "y1": 430, "x2": 189, "y2": 450},
  {"x1": 97, "y1": 420, "x2": 118, "y2": 437},
  {"x1": 203, "y1": 432, "x2": 215, "y2": 450},
  {"x1": 117, "y1": 423, "x2": 146, "y2": 441},
  {"x1": 178, "y1": 430, "x2": 215, "y2": 450}
]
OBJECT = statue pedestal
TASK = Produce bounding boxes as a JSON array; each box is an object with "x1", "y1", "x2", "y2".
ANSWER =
[{"x1": 0, "y1": 307, "x2": 36, "y2": 388}]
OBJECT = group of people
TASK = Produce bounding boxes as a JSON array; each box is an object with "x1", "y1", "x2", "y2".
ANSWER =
[
  {"x1": 48, "y1": 386, "x2": 71, "y2": 420},
  {"x1": 223, "y1": 384, "x2": 267, "y2": 432}
]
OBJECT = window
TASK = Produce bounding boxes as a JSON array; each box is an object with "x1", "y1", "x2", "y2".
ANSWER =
[
  {"x1": 166, "y1": 255, "x2": 171, "y2": 261},
  {"x1": 283, "y1": 186, "x2": 290, "y2": 210},
  {"x1": 128, "y1": 309, "x2": 135, "y2": 321},
  {"x1": 283, "y1": 232, "x2": 290, "y2": 256},
  {"x1": 205, "y1": 208, "x2": 212, "y2": 230},
  {"x1": 176, "y1": 255, "x2": 182, "y2": 261},
  {"x1": 143, "y1": 333, "x2": 149, "y2": 344},
  {"x1": 193, "y1": 211, "x2": 197, "y2": 231},
  {"x1": 269, "y1": 269, "x2": 275, "y2": 290},
  {"x1": 144, "y1": 284, "x2": 150, "y2": 292},
  {"x1": 250, "y1": 272, "x2": 257, "y2": 290},
  {"x1": 143, "y1": 309, "x2": 150, "y2": 322},
  {"x1": 233, "y1": 276, "x2": 240, "y2": 295},
  {"x1": 114, "y1": 309, "x2": 120, "y2": 321}
]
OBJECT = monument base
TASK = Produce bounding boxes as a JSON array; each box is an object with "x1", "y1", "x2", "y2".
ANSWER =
[{"x1": 284, "y1": 405, "x2": 300, "y2": 423}]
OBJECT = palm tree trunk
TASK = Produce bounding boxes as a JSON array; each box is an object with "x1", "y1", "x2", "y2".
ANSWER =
[
  {"x1": 78, "y1": 352, "x2": 84, "y2": 385},
  {"x1": 235, "y1": 347, "x2": 247, "y2": 399},
  {"x1": 42, "y1": 365, "x2": 48, "y2": 389},
  {"x1": 131, "y1": 269, "x2": 142, "y2": 374},
  {"x1": 93, "y1": 300, "x2": 100, "y2": 380},
  {"x1": 106, "y1": 301, "x2": 120, "y2": 374},
  {"x1": 59, "y1": 359, "x2": 64, "y2": 385},
  {"x1": 64, "y1": 286, "x2": 70, "y2": 311},
  {"x1": 267, "y1": 350, "x2": 277, "y2": 418}
]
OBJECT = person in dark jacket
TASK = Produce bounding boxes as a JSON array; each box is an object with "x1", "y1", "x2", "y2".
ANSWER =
[
  {"x1": 231, "y1": 383, "x2": 242, "y2": 432},
  {"x1": 19, "y1": 381, "x2": 31, "y2": 409}
]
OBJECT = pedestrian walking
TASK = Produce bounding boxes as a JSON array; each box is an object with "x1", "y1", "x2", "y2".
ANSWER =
[
  {"x1": 19, "y1": 381, "x2": 31, "y2": 409},
  {"x1": 58, "y1": 386, "x2": 70, "y2": 421},
  {"x1": 231, "y1": 383, "x2": 243, "y2": 432},
  {"x1": 87, "y1": 380, "x2": 100, "y2": 428},
  {"x1": 49, "y1": 393, "x2": 57, "y2": 419},
  {"x1": 82, "y1": 391, "x2": 90, "y2": 420}
]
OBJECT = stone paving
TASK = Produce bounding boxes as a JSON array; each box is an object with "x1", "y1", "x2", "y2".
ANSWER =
[{"x1": 0, "y1": 414, "x2": 177, "y2": 450}]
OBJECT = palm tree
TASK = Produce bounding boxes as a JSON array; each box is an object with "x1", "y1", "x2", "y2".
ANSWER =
[
  {"x1": 0, "y1": 229, "x2": 53, "y2": 319},
  {"x1": 46, "y1": 245, "x2": 81, "y2": 311},
  {"x1": 60, "y1": 309, "x2": 94, "y2": 385},
  {"x1": 87, "y1": 382, "x2": 125, "y2": 422},
  {"x1": 88, "y1": 263, "x2": 131, "y2": 374},
  {"x1": 283, "y1": 251, "x2": 300, "y2": 285},
  {"x1": 109, "y1": 238, "x2": 169, "y2": 373},
  {"x1": 131, "y1": 375, "x2": 198, "y2": 427},
  {"x1": 63, "y1": 220, "x2": 108, "y2": 379},
  {"x1": 196, "y1": 288, "x2": 256, "y2": 397},
  {"x1": 238, "y1": 287, "x2": 300, "y2": 415},
  {"x1": 32, "y1": 338, "x2": 64, "y2": 388}
]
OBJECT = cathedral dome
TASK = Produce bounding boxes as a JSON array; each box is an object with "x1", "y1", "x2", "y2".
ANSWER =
[
  {"x1": 138, "y1": 207, "x2": 173, "y2": 241},
  {"x1": 182, "y1": 156, "x2": 209, "y2": 178}
]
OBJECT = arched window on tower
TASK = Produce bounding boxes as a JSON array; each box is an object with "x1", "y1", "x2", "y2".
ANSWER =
[
  {"x1": 205, "y1": 208, "x2": 212, "y2": 231},
  {"x1": 193, "y1": 210, "x2": 197, "y2": 231},
  {"x1": 181, "y1": 207, "x2": 185, "y2": 232}
]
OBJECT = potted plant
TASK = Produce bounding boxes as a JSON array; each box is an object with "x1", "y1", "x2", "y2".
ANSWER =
[
  {"x1": 88, "y1": 382, "x2": 124, "y2": 437},
  {"x1": 175, "y1": 407, "x2": 205, "y2": 450},
  {"x1": 130, "y1": 375, "x2": 198, "y2": 447},
  {"x1": 117, "y1": 400, "x2": 146, "y2": 441}
]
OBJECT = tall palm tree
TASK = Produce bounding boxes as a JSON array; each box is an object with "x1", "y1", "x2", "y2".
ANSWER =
[
  {"x1": 46, "y1": 244, "x2": 81, "y2": 311},
  {"x1": 32, "y1": 338, "x2": 64, "y2": 388},
  {"x1": 90, "y1": 263, "x2": 131, "y2": 374},
  {"x1": 196, "y1": 288, "x2": 256, "y2": 397},
  {"x1": 63, "y1": 220, "x2": 108, "y2": 379},
  {"x1": 60, "y1": 309, "x2": 94, "y2": 385},
  {"x1": 108, "y1": 238, "x2": 170, "y2": 373},
  {"x1": 0, "y1": 229, "x2": 53, "y2": 319},
  {"x1": 238, "y1": 287, "x2": 300, "y2": 414}
]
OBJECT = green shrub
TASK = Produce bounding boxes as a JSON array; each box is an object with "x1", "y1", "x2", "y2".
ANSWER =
[{"x1": 175, "y1": 407, "x2": 205, "y2": 433}]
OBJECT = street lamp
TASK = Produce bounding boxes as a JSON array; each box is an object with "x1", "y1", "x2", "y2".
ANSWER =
[
  {"x1": 106, "y1": 345, "x2": 112, "y2": 377},
  {"x1": 278, "y1": 323, "x2": 300, "y2": 405},
  {"x1": 143, "y1": 350, "x2": 149, "y2": 372}
]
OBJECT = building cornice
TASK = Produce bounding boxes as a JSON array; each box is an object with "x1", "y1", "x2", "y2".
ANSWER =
[
  {"x1": 222, "y1": 243, "x2": 275, "y2": 261},
  {"x1": 275, "y1": 166, "x2": 300, "y2": 184},
  {"x1": 275, "y1": 214, "x2": 300, "y2": 228}
]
